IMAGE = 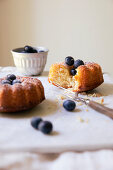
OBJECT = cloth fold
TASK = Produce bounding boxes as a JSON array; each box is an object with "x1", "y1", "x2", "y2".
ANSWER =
[{"x1": 0, "y1": 150, "x2": 113, "y2": 170}]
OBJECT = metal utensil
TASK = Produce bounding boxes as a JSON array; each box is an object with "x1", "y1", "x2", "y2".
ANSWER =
[{"x1": 51, "y1": 82, "x2": 113, "y2": 119}]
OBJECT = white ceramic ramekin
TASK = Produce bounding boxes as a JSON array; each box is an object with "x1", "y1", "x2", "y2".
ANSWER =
[{"x1": 11, "y1": 47, "x2": 48, "y2": 76}]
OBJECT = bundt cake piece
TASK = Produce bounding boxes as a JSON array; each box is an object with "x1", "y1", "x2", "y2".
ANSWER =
[
  {"x1": 0, "y1": 74, "x2": 45, "y2": 112},
  {"x1": 48, "y1": 57, "x2": 104, "y2": 92}
]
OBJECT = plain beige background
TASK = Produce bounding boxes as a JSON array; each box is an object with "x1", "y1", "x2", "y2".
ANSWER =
[{"x1": 0, "y1": 0, "x2": 113, "y2": 76}]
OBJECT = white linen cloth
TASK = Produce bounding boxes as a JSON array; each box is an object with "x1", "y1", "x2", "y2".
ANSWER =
[
  {"x1": 1, "y1": 150, "x2": 113, "y2": 170},
  {"x1": 0, "y1": 67, "x2": 113, "y2": 170}
]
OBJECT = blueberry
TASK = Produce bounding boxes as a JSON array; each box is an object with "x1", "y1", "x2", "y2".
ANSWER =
[
  {"x1": 1, "y1": 80, "x2": 11, "y2": 85},
  {"x1": 70, "y1": 69, "x2": 77, "y2": 76},
  {"x1": 21, "y1": 49, "x2": 37, "y2": 53},
  {"x1": 32, "y1": 49, "x2": 37, "y2": 53},
  {"x1": 74, "y1": 59, "x2": 84, "y2": 68},
  {"x1": 65, "y1": 56, "x2": 74, "y2": 66},
  {"x1": 38, "y1": 121, "x2": 53, "y2": 134},
  {"x1": 31, "y1": 117, "x2": 43, "y2": 129},
  {"x1": 12, "y1": 79, "x2": 21, "y2": 84},
  {"x1": 7, "y1": 74, "x2": 16, "y2": 81},
  {"x1": 63, "y1": 100, "x2": 76, "y2": 111},
  {"x1": 24, "y1": 45, "x2": 34, "y2": 53}
]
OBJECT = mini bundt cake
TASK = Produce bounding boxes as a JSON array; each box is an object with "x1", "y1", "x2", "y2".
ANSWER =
[
  {"x1": 48, "y1": 57, "x2": 104, "y2": 92},
  {"x1": 0, "y1": 74, "x2": 45, "y2": 112}
]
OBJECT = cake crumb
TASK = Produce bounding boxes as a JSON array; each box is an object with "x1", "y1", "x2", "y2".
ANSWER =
[
  {"x1": 60, "y1": 95, "x2": 66, "y2": 100},
  {"x1": 101, "y1": 98, "x2": 104, "y2": 104},
  {"x1": 77, "y1": 102, "x2": 83, "y2": 106},
  {"x1": 87, "y1": 93, "x2": 102, "y2": 97},
  {"x1": 56, "y1": 95, "x2": 66, "y2": 100},
  {"x1": 96, "y1": 98, "x2": 104, "y2": 104},
  {"x1": 77, "y1": 117, "x2": 84, "y2": 123},
  {"x1": 87, "y1": 93, "x2": 96, "y2": 97},
  {"x1": 80, "y1": 91, "x2": 102, "y2": 97}
]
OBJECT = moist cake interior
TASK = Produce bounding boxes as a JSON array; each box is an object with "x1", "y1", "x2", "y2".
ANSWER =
[{"x1": 49, "y1": 64, "x2": 77, "y2": 89}]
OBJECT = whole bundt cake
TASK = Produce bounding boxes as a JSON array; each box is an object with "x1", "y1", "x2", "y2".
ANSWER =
[
  {"x1": 48, "y1": 57, "x2": 104, "y2": 92},
  {"x1": 0, "y1": 74, "x2": 45, "y2": 112}
]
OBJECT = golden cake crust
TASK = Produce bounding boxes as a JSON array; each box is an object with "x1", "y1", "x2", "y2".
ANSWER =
[
  {"x1": 48, "y1": 62, "x2": 104, "y2": 92},
  {"x1": 0, "y1": 76, "x2": 45, "y2": 112}
]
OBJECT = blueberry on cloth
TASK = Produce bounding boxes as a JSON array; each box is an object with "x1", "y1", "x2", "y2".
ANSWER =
[
  {"x1": 63, "y1": 100, "x2": 76, "y2": 111},
  {"x1": 38, "y1": 121, "x2": 53, "y2": 134},
  {"x1": 31, "y1": 117, "x2": 43, "y2": 129}
]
